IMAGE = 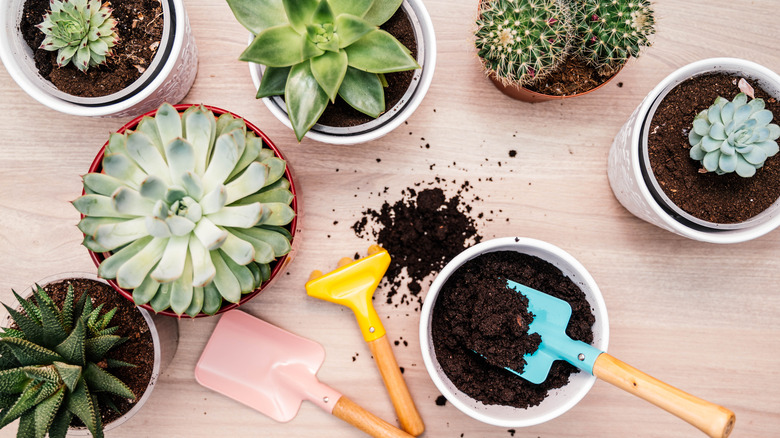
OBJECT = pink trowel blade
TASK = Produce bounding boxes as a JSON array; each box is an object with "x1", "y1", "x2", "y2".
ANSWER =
[{"x1": 195, "y1": 310, "x2": 414, "y2": 438}]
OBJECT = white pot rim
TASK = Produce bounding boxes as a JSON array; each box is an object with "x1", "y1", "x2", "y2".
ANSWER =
[
  {"x1": 627, "y1": 57, "x2": 780, "y2": 243},
  {"x1": 247, "y1": 0, "x2": 437, "y2": 145},
  {"x1": 419, "y1": 237, "x2": 609, "y2": 428},
  {"x1": 0, "y1": 272, "x2": 163, "y2": 433},
  {"x1": 0, "y1": 0, "x2": 187, "y2": 117}
]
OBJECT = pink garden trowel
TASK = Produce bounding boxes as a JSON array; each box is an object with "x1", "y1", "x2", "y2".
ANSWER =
[{"x1": 195, "y1": 310, "x2": 413, "y2": 438}]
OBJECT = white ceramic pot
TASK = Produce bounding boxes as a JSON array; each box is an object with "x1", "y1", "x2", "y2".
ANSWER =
[
  {"x1": 419, "y1": 237, "x2": 609, "y2": 428},
  {"x1": 607, "y1": 58, "x2": 780, "y2": 243},
  {"x1": 248, "y1": 0, "x2": 436, "y2": 145},
  {"x1": 0, "y1": 0, "x2": 198, "y2": 118},
  {"x1": 0, "y1": 273, "x2": 179, "y2": 433}
]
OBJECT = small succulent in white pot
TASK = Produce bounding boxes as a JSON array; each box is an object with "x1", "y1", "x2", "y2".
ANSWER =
[
  {"x1": 0, "y1": 0, "x2": 197, "y2": 117},
  {"x1": 608, "y1": 58, "x2": 780, "y2": 243},
  {"x1": 74, "y1": 103, "x2": 297, "y2": 317},
  {"x1": 227, "y1": 0, "x2": 437, "y2": 144}
]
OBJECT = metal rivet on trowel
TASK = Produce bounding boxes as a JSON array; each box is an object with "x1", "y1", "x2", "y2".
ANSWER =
[
  {"x1": 323, "y1": 397, "x2": 329, "y2": 403},
  {"x1": 578, "y1": 353, "x2": 585, "y2": 361},
  {"x1": 369, "y1": 327, "x2": 375, "y2": 333}
]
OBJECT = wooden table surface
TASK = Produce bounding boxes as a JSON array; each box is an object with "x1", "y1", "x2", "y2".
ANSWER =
[{"x1": 1, "y1": 0, "x2": 779, "y2": 437}]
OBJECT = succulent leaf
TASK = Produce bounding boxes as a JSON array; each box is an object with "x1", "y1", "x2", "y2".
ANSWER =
[
  {"x1": 689, "y1": 93, "x2": 780, "y2": 177},
  {"x1": 37, "y1": 0, "x2": 118, "y2": 72},
  {"x1": 362, "y1": 0, "x2": 402, "y2": 26},
  {"x1": 76, "y1": 104, "x2": 295, "y2": 315},
  {"x1": 337, "y1": 66, "x2": 384, "y2": 118}
]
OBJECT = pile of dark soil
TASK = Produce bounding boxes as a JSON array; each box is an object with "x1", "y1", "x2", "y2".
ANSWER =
[
  {"x1": 431, "y1": 251, "x2": 595, "y2": 408},
  {"x1": 647, "y1": 73, "x2": 780, "y2": 223},
  {"x1": 352, "y1": 184, "x2": 482, "y2": 310}
]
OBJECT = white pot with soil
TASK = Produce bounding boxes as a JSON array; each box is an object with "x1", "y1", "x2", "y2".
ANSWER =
[
  {"x1": 0, "y1": 273, "x2": 178, "y2": 435},
  {"x1": 608, "y1": 58, "x2": 780, "y2": 243},
  {"x1": 246, "y1": 0, "x2": 436, "y2": 145},
  {"x1": 0, "y1": 0, "x2": 197, "y2": 118},
  {"x1": 419, "y1": 237, "x2": 609, "y2": 428}
]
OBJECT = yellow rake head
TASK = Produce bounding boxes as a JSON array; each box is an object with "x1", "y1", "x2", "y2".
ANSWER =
[{"x1": 305, "y1": 245, "x2": 390, "y2": 341}]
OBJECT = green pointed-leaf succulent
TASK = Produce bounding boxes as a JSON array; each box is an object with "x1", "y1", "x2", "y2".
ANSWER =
[
  {"x1": 37, "y1": 0, "x2": 119, "y2": 73},
  {"x1": 0, "y1": 283, "x2": 134, "y2": 438},
  {"x1": 688, "y1": 93, "x2": 780, "y2": 178},
  {"x1": 227, "y1": 0, "x2": 418, "y2": 141},
  {"x1": 74, "y1": 103, "x2": 295, "y2": 316}
]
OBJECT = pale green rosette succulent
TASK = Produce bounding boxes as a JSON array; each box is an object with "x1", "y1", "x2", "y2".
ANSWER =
[
  {"x1": 37, "y1": 0, "x2": 119, "y2": 73},
  {"x1": 226, "y1": 0, "x2": 420, "y2": 141},
  {"x1": 73, "y1": 103, "x2": 296, "y2": 316},
  {"x1": 688, "y1": 92, "x2": 780, "y2": 178}
]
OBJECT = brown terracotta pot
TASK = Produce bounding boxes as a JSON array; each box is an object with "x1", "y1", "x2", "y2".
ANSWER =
[{"x1": 487, "y1": 68, "x2": 621, "y2": 103}]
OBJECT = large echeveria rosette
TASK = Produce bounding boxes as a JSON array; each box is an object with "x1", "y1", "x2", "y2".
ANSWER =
[
  {"x1": 688, "y1": 92, "x2": 780, "y2": 178},
  {"x1": 227, "y1": 0, "x2": 420, "y2": 141},
  {"x1": 73, "y1": 103, "x2": 296, "y2": 317}
]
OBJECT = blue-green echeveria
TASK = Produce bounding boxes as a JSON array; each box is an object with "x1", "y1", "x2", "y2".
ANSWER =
[{"x1": 689, "y1": 92, "x2": 780, "y2": 178}]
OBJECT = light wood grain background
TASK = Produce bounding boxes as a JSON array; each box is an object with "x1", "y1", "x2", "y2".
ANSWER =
[{"x1": 1, "y1": 0, "x2": 779, "y2": 437}]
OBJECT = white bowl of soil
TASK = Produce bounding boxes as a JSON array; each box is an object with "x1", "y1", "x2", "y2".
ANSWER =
[
  {"x1": 0, "y1": 0, "x2": 197, "y2": 118},
  {"x1": 607, "y1": 58, "x2": 780, "y2": 243},
  {"x1": 419, "y1": 237, "x2": 609, "y2": 428},
  {"x1": 248, "y1": 0, "x2": 436, "y2": 145}
]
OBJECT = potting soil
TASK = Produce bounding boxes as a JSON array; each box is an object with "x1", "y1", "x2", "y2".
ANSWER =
[{"x1": 431, "y1": 251, "x2": 595, "y2": 408}]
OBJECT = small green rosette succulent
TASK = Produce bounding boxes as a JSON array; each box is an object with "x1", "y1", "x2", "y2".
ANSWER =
[
  {"x1": 688, "y1": 93, "x2": 780, "y2": 178},
  {"x1": 0, "y1": 284, "x2": 134, "y2": 438},
  {"x1": 73, "y1": 103, "x2": 296, "y2": 316},
  {"x1": 37, "y1": 0, "x2": 119, "y2": 73},
  {"x1": 226, "y1": 0, "x2": 420, "y2": 141}
]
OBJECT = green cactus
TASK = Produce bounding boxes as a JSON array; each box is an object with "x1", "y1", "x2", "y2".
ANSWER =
[
  {"x1": 37, "y1": 0, "x2": 119, "y2": 73},
  {"x1": 73, "y1": 103, "x2": 296, "y2": 317},
  {"x1": 572, "y1": 0, "x2": 655, "y2": 74},
  {"x1": 0, "y1": 283, "x2": 135, "y2": 438},
  {"x1": 226, "y1": 0, "x2": 420, "y2": 141},
  {"x1": 688, "y1": 92, "x2": 780, "y2": 178},
  {"x1": 475, "y1": 0, "x2": 573, "y2": 86}
]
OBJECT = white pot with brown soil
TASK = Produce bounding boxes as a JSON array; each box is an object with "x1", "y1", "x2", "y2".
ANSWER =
[
  {"x1": 0, "y1": 0, "x2": 198, "y2": 118},
  {"x1": 608, "y1": 58, "x2": 780, "y2": 243}
]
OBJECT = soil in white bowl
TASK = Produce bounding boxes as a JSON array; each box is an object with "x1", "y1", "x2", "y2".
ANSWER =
[{"x1": 431, "y1": 251, "x2": 595, "y2": 409}]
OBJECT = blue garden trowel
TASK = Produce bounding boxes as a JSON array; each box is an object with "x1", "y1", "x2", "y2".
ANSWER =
[{"x1": 504, "y1": 280, "x2": 735, "y2": 438}]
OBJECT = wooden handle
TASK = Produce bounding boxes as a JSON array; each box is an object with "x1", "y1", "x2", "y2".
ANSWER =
[
  {"x1": 331, "y1": 395, "x2": 415, "y2": 438},
  {"x1": 367, "y1": 335, "x2": 425, "y2": 436},
  {"x1": 593, "y1": 353, "x2": 735, "y2": 438}
]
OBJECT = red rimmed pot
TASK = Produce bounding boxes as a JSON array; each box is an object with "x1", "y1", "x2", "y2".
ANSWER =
[
  {"x1": 83, "y1": 104, "x2": 300, "y2": 318},
  {"x1": 488, "y1": 69, "x2": 621, "y2": 103}
]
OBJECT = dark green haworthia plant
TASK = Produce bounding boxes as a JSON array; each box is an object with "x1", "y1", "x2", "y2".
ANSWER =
[
  {"x1": 226, "y1": 0, "x2": 420, "y2": 141},
  {"x1": 0, "y1": 284, "x2": 135, "y2": 438}
]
